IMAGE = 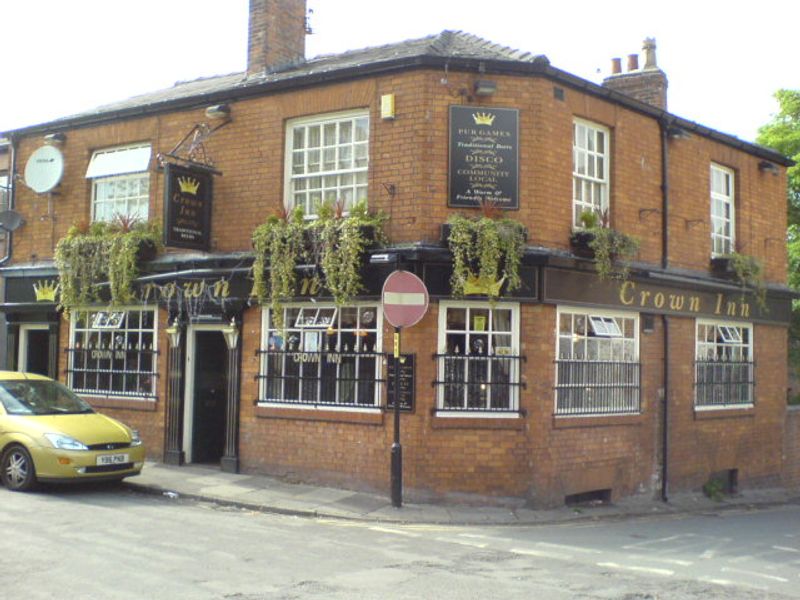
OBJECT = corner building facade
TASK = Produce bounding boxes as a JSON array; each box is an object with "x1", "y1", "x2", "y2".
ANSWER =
[{"x1": 1, "y1": 1, "x2": 796, "y2": 506}]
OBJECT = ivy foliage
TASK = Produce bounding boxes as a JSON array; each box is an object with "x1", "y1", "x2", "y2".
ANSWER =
[
  {"x1": 446, "y1": 213, "x2": 527, "y2": 300},
  {"x1": 54, "y1": 218, "x2": 161, "y2": 313}
]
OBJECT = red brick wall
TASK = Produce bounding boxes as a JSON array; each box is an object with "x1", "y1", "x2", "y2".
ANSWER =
[
  {"x1": 9, "y1": 66, "x2": 791, "y2": 503},
  {"x1": 784, "y1": 408, "x2": 800, "y2": 490}
]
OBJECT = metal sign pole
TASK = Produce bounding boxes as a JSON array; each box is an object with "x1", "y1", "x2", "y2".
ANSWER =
[{"x1": 391, "y1": 326, "x2": 402, "y2": 508}]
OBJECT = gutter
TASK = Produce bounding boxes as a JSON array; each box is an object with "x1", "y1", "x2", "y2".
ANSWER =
[
  {"x1": 0, "y1": 134, "x2": 17, "y2": 266},
  {"x1": 659, "y1": 117, "x2": 671, "y2": 503},
  {"x1": 2, "y1": 54, "x2": 792, "y2": 168}
]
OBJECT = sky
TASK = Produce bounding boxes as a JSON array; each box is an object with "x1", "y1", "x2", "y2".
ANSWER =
[{"x1": 1, "y1": 0, "x2": 798, "y2": 143}]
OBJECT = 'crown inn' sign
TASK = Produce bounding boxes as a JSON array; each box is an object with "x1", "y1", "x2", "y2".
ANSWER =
[
  {"x1": 449, "y1": 106, "x2": 519, "y2": 209},
  {"x1": 164, "y1": 163, "x2": 213, "y2": 250}
]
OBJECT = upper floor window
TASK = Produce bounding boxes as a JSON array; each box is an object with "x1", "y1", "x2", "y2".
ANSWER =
[
  {"x1": 695, "y1": 320, "x2": 753, "y2": 408},
  {"x1": 434, "y1": 302, "x2": 523, "y2": 414},
  {"x1": 555, "y1": 307, "x2": 640, "y2": 416},
  {"x1": 68, "y1": 308, "x2": 157, "y2": 399},
  {"x1": 710, "y1": 164, "x2": 735, "y2": 256},
  {"x1": 572, "y1": 119, "x2": 609, "y2": 228},
  {"x1": 85, "y1": 144, "x2": 151, "y2": 222},
  {"x1": 285, "y1": 111, "x2": 369, "y2": 218},
  {"x1": 258, "y1": 303, "x2": 382, "y2": 408}
]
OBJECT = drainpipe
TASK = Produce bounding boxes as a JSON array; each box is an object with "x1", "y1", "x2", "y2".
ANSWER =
[
  {"x1": 0, "y1": 133, "x2": 17, "y2": 266},
  {"x1": 659, "y1": 119, "x2": 671, "y2": 502}
]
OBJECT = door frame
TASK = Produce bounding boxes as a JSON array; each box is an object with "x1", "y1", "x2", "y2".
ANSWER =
[
  {"x1": 182, "y1": 323, "x2": 228, "y2": 464},
  {"x1": 17, "y1": 323, "x2": 50, "y2": 373}
]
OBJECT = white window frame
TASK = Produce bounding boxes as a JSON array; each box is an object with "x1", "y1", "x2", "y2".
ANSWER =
[
  {"x1": 259, "y1": 303, "x2": 383, "y2": 410},
  {"x1": 710, "y1": 163, "x2": 735, "y2": 256},
  {"x1": 284, "y1": 110, "x2": 369, "y2": 219},
  {"x1": 68, "y1": 307, "x2": 158, "y2": 400},
  {"x1": 87, "y1": 143, "x2": 151, "y2": 223},
  {"x1": 436, "y1": 302, "x2": 521, "y2": 417},
  {"x1": 572, "y1": 119, "x2": 610, "y2": 228},
  {"x1": 695, "y1": 319, "x2": 754, "y2": 409},
  {"x1": 555, "y1": 306, "x2": 640, "y2": 416}
]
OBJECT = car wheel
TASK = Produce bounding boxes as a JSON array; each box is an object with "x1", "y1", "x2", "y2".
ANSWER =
[{"x1": 1, "y1": 445, "x2": 37, "y2": 492}]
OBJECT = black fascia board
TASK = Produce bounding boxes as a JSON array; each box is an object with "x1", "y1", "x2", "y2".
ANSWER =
[{"x1": 4, "y1": 54, "x2": 792, "y2": 167}]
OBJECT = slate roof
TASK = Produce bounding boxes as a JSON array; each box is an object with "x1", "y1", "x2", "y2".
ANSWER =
[{"x1": 2, "y1": 30, "x2": 791, "y2": 165}]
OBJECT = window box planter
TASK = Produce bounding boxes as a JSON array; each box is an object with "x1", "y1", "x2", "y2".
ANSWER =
[
  {"x1": 569, "y1": 230, "x2": 596, "y2": 259},
  {"x1": 710, "y1": 256, "x2": 735, "y2": 277}
]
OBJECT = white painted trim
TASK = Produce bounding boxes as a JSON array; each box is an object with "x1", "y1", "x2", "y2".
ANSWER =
[
  {"x1": 18, "y1": 323, "x2": 49, "y2": 373},
  {"x1": 182, "y1": 323, "x2": 228, "y2": 464}
]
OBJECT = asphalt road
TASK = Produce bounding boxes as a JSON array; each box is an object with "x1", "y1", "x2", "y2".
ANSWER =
[{"x1": 1, "y1": 484, "x2": 798, "y2": 599}]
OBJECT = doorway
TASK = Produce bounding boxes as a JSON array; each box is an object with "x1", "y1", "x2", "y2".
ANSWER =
[
  {"x1": 182, "y1": 326, "x2": 229, "y2": 465},
  {"x1": 18, "y1": 324, "x2": 50, "y2": 376}
]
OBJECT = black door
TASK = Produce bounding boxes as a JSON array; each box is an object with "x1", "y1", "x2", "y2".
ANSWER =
[
  {"x1": 191, "y1": 331, "x2": 228, "y2": 464},
  {"x1": 25, "y1": 329, "x2": 50, "y2": 376}
]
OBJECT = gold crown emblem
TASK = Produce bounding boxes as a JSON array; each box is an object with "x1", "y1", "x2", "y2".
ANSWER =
[
  {"x1": 33, "y1": 280, "x2": 58, "y2": 302},
  {"x1": 177, "y1": 176, "x2": 200, "y2": 195},
  {"x1": 463, "y1": 274, "x2": 506, "y2": 297},
  {"x1": 472, "y1": 112, "x2": 496, "y2": 126}
]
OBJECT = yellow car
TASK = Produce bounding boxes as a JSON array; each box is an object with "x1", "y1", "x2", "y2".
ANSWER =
[{"x1": 0, "y1": 371, "x2": 145, "y2": 491}]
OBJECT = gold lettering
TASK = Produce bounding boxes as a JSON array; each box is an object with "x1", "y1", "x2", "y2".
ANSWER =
[
  {"x1": 654, "y1": 292, "x2": 665, "y2": 308},
  {"x1": 715, "y1": 293, "x2": 724, "y2": 314},
  {"x1": 162, "y1": 282, "x2": 177, "y2": 299},
  {"x1": 620, "y1": 281, "x2": 635, "y2": 305},
  {"x1": 212, "y1": 278, "x2": 230, "y2": 298},
  {"x1": 689, "y1": 296, "x2": 701, "y2": 312},
  {"x1": 740, "y1": 302, "x2": 750, "y2": 318},
  {"x1": 669, "y1": 295, "x2": 685, "y2": 311},
  {"x1": 727, "y1": 301, "x2": 737, "y2": 316},
  {"x1": 639, "y1": 290, "x2": 651, "y2": 307},
  {"x1": 184, "y1": 281, "x2": 205, "y2": 299}
]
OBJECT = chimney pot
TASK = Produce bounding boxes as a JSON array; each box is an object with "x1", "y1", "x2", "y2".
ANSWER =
[
  {"x1": 643, "y1": 37, "x2": 658, "y2": 69},
  {"x1": 627, "y1": 54, "x2": 639, "y2": 72},
  {"x1": 611, "y1": 57, "x2": 622, "y2": 75}
]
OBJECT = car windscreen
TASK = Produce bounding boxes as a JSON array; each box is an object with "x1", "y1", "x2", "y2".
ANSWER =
[{"x1": 0, "y1": 380, "x2": 94, "y2": 415}]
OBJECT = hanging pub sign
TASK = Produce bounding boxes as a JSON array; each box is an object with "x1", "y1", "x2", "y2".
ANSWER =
[
  {"x1": 449, "y1": 105, "x2": 519, "y2": 209},
  {"x1": 163, "y1": 163, "x2": 213, "y2": 250}
]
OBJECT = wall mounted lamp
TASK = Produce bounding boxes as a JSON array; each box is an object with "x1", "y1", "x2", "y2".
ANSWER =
[
  {"x1": 43, "y1": 132, "x2": 66, "y2": 144},
  {"x1": 165, "y1": 320, "x2": 182, "y2": 348},
  {"x1": 758, "y1": 160, "x2": 779, "y2": 175},
  {"x1": 473, "y1": 79, "x2": 497, "y2": 96},
  {"x1": 205, "y1": 104, "x2": 231, "y2": 120},
  {"x1": 222, "y1": 317, "x2": 239, "y2": 350}
]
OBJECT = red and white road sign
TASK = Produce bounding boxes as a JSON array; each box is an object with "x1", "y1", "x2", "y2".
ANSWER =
[{"x1": 382, "y1": 270, "x2": 429, "y2": 329}]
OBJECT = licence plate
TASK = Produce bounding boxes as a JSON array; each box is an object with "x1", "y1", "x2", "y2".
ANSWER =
[{"x1": 96, "y1": 453, "x2": 129, "y2": 466}]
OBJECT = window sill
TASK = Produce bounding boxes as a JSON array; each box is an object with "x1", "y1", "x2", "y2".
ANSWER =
[
  {"x1": 254, "y1": 403, "x2": 384, "y2": 426},
  {"x1": 431, "y1": 413, "x2": 525, "y2": 430},
  {"x1": 694, "y1": 404, "x2": 754, "y2": 420},
  {"x1": 553, "y1": 412, "x2": 643, "y2": 429},
  {"x1": 82, "y1": 395, "x2": 158, "y2": 412}
]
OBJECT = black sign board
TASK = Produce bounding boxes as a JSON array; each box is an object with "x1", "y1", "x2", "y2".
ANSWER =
[
  {"x1": 164, "y1": 163, "x2": 213, "y2": 250},
  {"x1": 449, "y1": 106, "x2": 519, "y2": 209},
  {"x1": 387, "y1": 354, "x2": 415, "y2": 412}
]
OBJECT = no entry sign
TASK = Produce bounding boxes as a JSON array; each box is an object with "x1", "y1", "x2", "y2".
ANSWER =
[{"x1": 382, "y1": 270, "x2": 429, "y2": 329}]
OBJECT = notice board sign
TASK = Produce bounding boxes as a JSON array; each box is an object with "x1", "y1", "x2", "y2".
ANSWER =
[
  {"x1": 164, "y1": 163, "x2": 213, "y2": 250},
  {"x1": 449, "y1": 106, "x2": 519, "y2": 209},
  {"x1": 387, "y1": 354, "x2": 415, "y2": 412}
]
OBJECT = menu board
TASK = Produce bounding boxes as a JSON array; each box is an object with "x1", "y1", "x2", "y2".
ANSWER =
[{"x1": 387, "y1": 354, "x2": 415, "y2": 412}]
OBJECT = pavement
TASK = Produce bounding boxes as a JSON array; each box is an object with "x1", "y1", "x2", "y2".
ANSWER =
[{"x1": 123, "y1": 461, "x2": 800, "y2": 525}]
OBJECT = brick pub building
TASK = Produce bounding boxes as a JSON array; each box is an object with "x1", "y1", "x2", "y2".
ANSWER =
[{"x1": 2, "y1": 0, "x2": 798, "y2": 506}]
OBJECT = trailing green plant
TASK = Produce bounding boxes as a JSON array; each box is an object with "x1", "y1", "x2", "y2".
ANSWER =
[
  {"x1": 251, "y1": 200, "x2": 386, "y2": 316},
  {"x1": 727, "y1": 251, "x2": 767, "y2": 310},
  {"x1": 309, "y1": 200, "x2": 387, "y2": 306},
  {"x1": 54, "y1": 217, "x2": 161, "y2": 313},
  {"x1": 251, "y1": 206, "x2": 306, "y2": 323},
  {"x1": 446, "y1": 212, "x2": 527, "y2": 300},
  {"x1": 573, "y1": 209, "x2": 639, "y2": 281}
]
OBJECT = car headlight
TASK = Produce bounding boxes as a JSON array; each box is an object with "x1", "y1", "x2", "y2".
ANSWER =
[
  {"x1": 130, "y1": 430, "x2": 143, "y2": 447},
  {"x1": 44, "y1": 433, "x2": 89, "y2": 451}
]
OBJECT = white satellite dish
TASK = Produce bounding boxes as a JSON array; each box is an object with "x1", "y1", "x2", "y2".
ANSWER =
[
  {"x1": 24, "y1": 145, "x2": 64, "y2": 194},
  {"x1": 0, "y1": 210, "x2": 25, "y2": 232}
]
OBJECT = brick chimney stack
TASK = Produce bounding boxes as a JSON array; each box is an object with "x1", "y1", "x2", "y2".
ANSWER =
[
  {"x1": 247, "y1": 0, "x2": 307, "y2": 77},
  {"x1": 603, "y1": 38, "x2": 668, "y2": 110}
]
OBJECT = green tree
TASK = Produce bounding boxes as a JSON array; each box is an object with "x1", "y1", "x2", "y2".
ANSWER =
[{"x1": 757, "y1": 89, "x2": 800, "y2": 402}]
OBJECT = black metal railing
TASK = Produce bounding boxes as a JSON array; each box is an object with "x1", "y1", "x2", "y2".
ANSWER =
[
  {"x1": 695, "y1": 360, "x2": 754, "y2": 407},
  {"x1": 555, "y1": 359, "x2": 641, "y2": 416},
  {"x1": 256, "y1": 349, "x2": 385, "y2": 407},
  {"x1": 432, "y1": 352, "x2": 525, "y2": 412},
  {"x1": 67, "y1": 346, "x2": 158, "y2": 398}
]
